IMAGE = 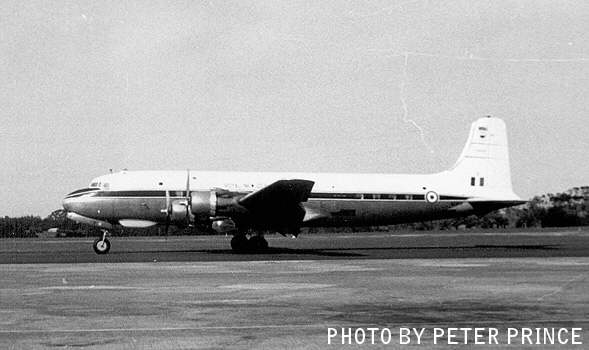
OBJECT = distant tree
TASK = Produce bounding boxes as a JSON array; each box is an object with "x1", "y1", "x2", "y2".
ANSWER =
[
  {"x1": 541, "y1": 206, "x2": 579, "y2": 227},
  {"x1": 511, "y1": 197, "x2": 545, "y2": 228}
]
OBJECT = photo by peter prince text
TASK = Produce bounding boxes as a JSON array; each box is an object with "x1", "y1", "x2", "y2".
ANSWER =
[{"x1": 327, "y1": 327, "x2": 583, "y2": 345}]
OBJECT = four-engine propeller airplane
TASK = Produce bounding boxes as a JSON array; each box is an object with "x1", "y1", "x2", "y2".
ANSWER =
[{"x1": 63, "y1": 116, "x2": 525, "y2": 254}]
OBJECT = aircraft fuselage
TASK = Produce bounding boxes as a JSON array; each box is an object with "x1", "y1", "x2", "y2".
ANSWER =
[{"x1": 62, "y1": 117, "x2": 526, "y2": 253}]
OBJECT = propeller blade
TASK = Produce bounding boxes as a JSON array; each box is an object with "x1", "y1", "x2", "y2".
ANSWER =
[
  {"x1": 164, "y1": 190, "x2": 171, "y2": 239},
  {"x1": 185, "y1": 169, "x2": 191, "y2": 227},
  {"x1": 186, "y1": 169, "x2": 191, "y2": 194},
  {"x1": 164, "y1": 220, "x2": 170, "y2": 238}
]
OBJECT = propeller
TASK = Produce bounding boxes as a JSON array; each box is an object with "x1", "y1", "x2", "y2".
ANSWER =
[
  {"x1": 184, "y1": 169, "x2": 192, "y2": 227},
  {"x1": 164, "y1": 189, "x2": 171, "y2": 238},
  {"x1": 162, "y1": 170, "x2": 192, "y2": 237}
]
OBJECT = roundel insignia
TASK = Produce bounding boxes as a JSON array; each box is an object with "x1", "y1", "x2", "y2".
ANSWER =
[{"x1": 425, "y1": 191, "x2": 439, "y2": 203}]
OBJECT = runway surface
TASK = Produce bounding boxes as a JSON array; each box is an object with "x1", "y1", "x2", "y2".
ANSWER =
[
  {"x1": 1, "y1": 230, "x2": 588, "y2": 349},
  {"x1": 2, "y1": 229, "x2": 589, "y2": 264}
]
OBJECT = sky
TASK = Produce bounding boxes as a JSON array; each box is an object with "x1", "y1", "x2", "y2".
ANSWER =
[{"x1": 1, "y1": 0, "x2": 588, "y2": 217}]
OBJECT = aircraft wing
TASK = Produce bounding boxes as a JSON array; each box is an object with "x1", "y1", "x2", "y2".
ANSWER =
[
  {"x1": 237, "y1": 179, "x2": 314, "y2": 235},
  {"x1": 238, "y1": 179, "x2": 315, "y2": 210}
]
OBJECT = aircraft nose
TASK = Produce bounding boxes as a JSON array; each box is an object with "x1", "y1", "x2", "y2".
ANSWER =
[
  {"x1": 63, "y1": 188, "x2": 96, "y2": 213},
  {"x1": 62, "y1": 189, "x2": 101, "y2": 217},
  {"x1": 62, "y1": 193, "x2": 87, "y2": 214},
  {"x1": 62, "y1": 197, "x2": 73, "y2": 212}
]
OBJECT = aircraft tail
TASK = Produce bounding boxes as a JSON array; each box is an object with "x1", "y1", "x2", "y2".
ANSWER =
[{"x1": 443, "y1": 116, "x2": 519, "y2": 200}]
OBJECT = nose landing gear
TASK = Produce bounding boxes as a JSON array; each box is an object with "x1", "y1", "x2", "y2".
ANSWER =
[{"x1": 93, "y1": 230, "x2": 111, "y2": 254}]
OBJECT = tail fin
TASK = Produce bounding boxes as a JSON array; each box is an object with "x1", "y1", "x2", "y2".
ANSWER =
[{"x1": 445, "y1": 116, "x2": 519, "y2": 199}]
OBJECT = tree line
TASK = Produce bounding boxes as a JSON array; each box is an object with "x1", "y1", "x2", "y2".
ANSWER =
[{"x1": 1, "y1": 187, "x2": 587, "y2": 238}]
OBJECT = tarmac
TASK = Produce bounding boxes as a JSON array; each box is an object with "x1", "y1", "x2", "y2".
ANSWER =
[{"x1": 1, "y1": 230, "x2": 588, "y2": 349}]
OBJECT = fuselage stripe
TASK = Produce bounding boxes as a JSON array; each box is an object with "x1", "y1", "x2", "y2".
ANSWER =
[{"x1": 74, "y1": 190, "x2": 468, "y2": 201}]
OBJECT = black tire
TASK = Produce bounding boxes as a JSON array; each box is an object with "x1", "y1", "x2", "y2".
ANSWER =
[
  {"x1": 248, "y1": 235, "x2": 269, "y2": 251},
  {"x1": 230, "y1": 235, "x2": 249, "y2": 252},
  {"x1": 93, "y1": 238, "x2": 111, "y2": 254}
]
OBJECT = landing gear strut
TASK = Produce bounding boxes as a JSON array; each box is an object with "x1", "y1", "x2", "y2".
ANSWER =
[
  {"x1": 230, "y1": 232, "x2": 268, "y2": 253},
  {"x1": 93, "y1": 230, "x2": 111, "y2": 254}
]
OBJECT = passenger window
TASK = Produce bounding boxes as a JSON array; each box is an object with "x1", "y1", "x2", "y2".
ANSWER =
[
  {"x1": 480, "y1": 178, "x2": 485, "y2": 186},
  {"x1": 470, "y1": 177, "x2": 475, "y2": 186}
]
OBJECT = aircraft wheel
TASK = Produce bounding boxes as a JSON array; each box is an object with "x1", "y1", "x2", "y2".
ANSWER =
[
  {"x1": 93, "y1": 238, "x2": 111, "y2": 254},
  {"x1": 230, "y1": 235, "x2": 249, "y2": 252},
  {"x1": 248, "y1": 235, "x2": 269, "y2": 251}
]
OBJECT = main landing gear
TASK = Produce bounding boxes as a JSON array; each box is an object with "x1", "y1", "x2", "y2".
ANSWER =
[
  {"x1": 230, "y1": 233, "x2": 269, "y2": 253},
  {"x1": 93, "y1": 230, "x2": 111, "y2": 254}
]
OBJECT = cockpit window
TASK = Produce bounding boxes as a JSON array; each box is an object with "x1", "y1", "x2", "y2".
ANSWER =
[{"x1": 90, "y1": 182, "x2": 99, "y2": 187}]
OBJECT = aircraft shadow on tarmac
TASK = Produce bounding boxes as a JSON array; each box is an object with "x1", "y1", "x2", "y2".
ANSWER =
[
  {"x1": 109, "y1": 244, "x2": 561, "y2": 258},
  {"x1": 208, "y1": 244, "x2": 560, "y2": 255},
  {"x1": 109, "y1": 247, "x2": 365, "y2": 257}
]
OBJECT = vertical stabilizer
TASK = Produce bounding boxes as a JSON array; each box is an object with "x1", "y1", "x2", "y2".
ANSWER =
[{"x1": 445, "y1": 116, "x2": 519, "y2": 199}]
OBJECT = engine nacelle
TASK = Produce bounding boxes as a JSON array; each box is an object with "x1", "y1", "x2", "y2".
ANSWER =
[
  {"x1": 190, "y1": 190, "x2": 247, "y2": 223},
  {"x1": 169, "y1": 200, "x2": 189, "y2": 225},
  {"x1": 190, "y1": 191, "x2": 217, "y2": 220},
  {"x1": 211, "y1": 218, "x2": 237, "y2": 233}
]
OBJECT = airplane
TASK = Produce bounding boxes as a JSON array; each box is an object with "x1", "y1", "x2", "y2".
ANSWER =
[{"x1": 63, "y1": 116, "x2": 525, "y2": 254}]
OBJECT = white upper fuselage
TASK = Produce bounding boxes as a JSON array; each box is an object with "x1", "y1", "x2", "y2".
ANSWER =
[{"x1": 88, "y1": 169, "x2": 520, "y2": 201}]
